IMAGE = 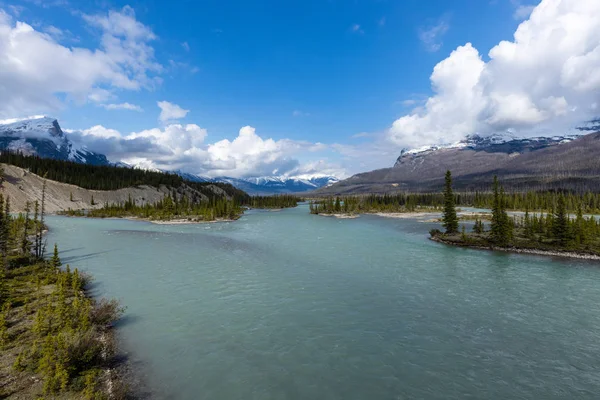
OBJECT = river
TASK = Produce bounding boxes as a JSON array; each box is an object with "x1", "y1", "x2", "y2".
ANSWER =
[{"x1": 45, "y1": 205, "x2": 600, "y2": 399}]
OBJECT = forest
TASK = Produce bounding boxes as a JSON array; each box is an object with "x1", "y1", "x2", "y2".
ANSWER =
[{"x1": 0, "y1": 192, "x2": 124, "y2": 398}]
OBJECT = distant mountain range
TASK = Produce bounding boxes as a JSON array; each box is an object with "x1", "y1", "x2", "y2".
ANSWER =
[
  {"x1": 317, "y1": 125, "x2": 600, "y2": 194},
  {"x1": 174, "y1": 171, "x2": 338, "y2": 195},
  {"x1": 0, "y1": 116, "x2": 338, "y2": 195}
]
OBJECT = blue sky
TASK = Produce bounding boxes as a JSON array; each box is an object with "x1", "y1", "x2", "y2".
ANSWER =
[{"x1": 1, "y1": 0, "x2": 598, "y2": 178}]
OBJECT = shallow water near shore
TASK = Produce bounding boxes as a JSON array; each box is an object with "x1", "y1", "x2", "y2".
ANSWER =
[{"x1": 45, "y1": 205, "x2": 600, "y2": 399}]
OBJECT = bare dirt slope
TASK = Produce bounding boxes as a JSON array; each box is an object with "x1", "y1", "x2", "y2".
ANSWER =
[{"x1": 1, "y1": 163, "x2": 171, "y2": 213}]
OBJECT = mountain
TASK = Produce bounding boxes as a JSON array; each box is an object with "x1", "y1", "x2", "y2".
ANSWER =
[
  {"x1": 317, "y1": 131, "x2": 600, "y2": 194},
  {"x1": 211, "y1": 175, "x2": 339, "y2": 195},
  {"x1": 0, "y1": 116, "x2": 109, "y2": 165},
  {"x1": 172, "y1": 173, "x2": 339, "y2": 195}
]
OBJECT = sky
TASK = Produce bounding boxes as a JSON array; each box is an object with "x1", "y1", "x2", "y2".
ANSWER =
[{"x1": 0, "y1": 0, "x2": 599, "y2": 178}]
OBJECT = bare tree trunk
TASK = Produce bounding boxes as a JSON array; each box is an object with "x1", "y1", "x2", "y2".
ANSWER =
[{"x1": 39, "y1": 176, "x2": 47, "y2": 259}]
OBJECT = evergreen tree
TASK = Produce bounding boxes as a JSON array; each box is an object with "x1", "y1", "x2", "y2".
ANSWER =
[
  {"x1": 334, "y1": 197, "x2": 341, "y2": 213},
  {"x1": 442, "y1": 170, "x2": 458, "y2": 234},
  {"x1": 490, "y1": 176, "x2": 510, "y2": 246},
  {"x1": 473, "y1": 218, "x2": 484, "y2": 234},
  {"x1": 553, "y1": 194, "x2": 570, "y2": 246},
  {"x1": 51, "y1": 244, "x2": 62, "y2": 270}
]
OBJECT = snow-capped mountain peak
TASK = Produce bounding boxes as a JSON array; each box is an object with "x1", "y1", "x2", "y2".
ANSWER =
[
  {"x1": 0, "y1": 116, "x2": 109, "y2": 166},
  {"x1": 394, "y1": 131, "x2": 584, "y2": 168}
]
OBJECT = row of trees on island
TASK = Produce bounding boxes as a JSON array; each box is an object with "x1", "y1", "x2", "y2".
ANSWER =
[
  {"x1": 60, "y1": 193, "x2": 301, "y2": 221},
  {"x1": 438, "y1": 171, "x2": 600, "y2": 253}
]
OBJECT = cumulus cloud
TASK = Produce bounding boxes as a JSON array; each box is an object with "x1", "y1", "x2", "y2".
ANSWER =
[
  {"x1": 157, "y1": 101, "x2": 189, "y2": 122},
  {"x1": 101, "y1": 102, "x2": 143, "y2": 112},
  {"x1": 389, "y1": 0, "x2": 600, "y2": 149},
  {"x1": 0, "y1": 6, "x2": 160, "y2": 118},
  {"x1": 67, "y1": 123, "x2": 342, "y2": 178}
]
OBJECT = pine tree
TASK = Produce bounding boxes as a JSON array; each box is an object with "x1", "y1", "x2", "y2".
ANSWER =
[
  {"x1": 334, "y1": 197, "x2": 341, "y2": 213},
  {"x1": 553, "y1": 194, "x2": 570, "y2": 246},
  {"x1": 442, "y1": 170, "x2": 458, "y2": 234},
  {"x1": 51, "y1": 244, "x2": 62, "y2": 270},
  {"x1": 473, "y1": 218, "x2": 484, "y2": 234},
  {"x1": 490, "y1": 176, "x2": 510, "y2": 246}
]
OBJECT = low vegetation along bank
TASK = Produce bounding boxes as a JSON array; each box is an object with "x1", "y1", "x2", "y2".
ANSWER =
[
  {"x1": 0, "y1": 193, "x2": 126, "y2": 398},
  {"x1": 430, "y1": 172, "x2": 600, "y2": 259}
]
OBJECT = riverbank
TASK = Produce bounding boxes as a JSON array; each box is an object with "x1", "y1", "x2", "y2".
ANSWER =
[
  {"x1": 0, "y1": 257, "x2": 127, "y2": 398},
  {"x1": 430, "y1": 235, "x2": 600, "y2": 261}
]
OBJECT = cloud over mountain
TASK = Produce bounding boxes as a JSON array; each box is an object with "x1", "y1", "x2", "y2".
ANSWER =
[
  {"x1": 67, "y1": 122, "x2": 343, "y2": 179},
  {"x1": 389, "y1": 0, "x2": 600, "y2": 149}
]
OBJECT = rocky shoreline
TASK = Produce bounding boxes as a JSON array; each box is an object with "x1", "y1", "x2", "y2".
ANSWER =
[{"x1": 430, "y1": 236, "x2": 600, "y2": 261}]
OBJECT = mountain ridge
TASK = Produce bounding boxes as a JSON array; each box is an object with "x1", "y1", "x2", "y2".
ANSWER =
[{"x1": 317, "y1": 131, "x2": 600, "y2": 195}]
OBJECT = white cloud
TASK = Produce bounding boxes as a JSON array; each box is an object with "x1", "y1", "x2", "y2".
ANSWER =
[
  {"x1": 157, "y1": 101, "x2": 189, "y2": 122},
  {"x1": 389, "y1": 0, "x2": 600, "y2": 149},
  {"x1": 418, "y1": 19, "x2": 450, "y2": 52},
  {"x1": 66, "y1": 122, "x2": 344, "y2": 178},
  {"x1": 101, "y1": 102, "x2": 143, "y2": 112},
  {"x1": 78, "y1": 125, "x2": 122, "y2": 139},
  {"x1": 181, "y1": 41, "x2": 190, "y2": 51},
  {"x1": 0, "y1": 6, "x2": 160, "y2": 118}
]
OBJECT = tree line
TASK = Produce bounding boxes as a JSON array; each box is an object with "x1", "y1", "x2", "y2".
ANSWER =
[
  {"x1": 436, "y1": 171, "x2": 600, "y2": 254},
  {"x1": 250, "y1": 195, "x2": 300, "y2": 209},
  {"x1": 310, "y1": 190, "x2": 600, "y2": 215}
]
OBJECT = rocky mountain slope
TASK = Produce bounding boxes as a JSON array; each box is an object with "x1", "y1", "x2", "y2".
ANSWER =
[
  {"x1": 1, "y1": 164, "x2": 168, "y2": 213},
  {"x1": 317, "y1": 131, "x2": 600, "y2": 194},
  {"x1": 0, "y1": 116, "x2": 110, "y2": 165},
  {"x1": 0, "y1": 162, "x2": 247, "y2": 213}
]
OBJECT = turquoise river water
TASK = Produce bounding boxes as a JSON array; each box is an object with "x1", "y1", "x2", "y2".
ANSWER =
[{"x1": 45, "y1": 205, "x2": 600, "y2": 399}]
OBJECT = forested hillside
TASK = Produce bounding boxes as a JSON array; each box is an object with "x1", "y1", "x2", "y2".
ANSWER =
[{"x1": 0, "y1": 151, "x2": 249, "y2": 202}]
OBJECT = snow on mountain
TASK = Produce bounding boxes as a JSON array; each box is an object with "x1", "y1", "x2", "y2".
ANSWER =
[
  {"x1": 397, "y1": 131, "x2": 582, "y2": 161},
  {"x1": 168, "y1": 173, "x2": 338, "y2": 195},
  {"x1": 0, "y1": 116, "x2": 110, "y2": 165}
]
